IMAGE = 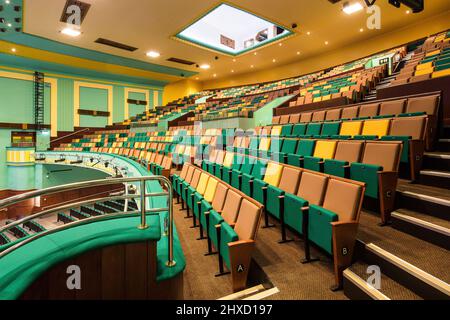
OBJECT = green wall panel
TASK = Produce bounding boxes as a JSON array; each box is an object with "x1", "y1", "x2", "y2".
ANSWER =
[
  {"x1": 35, "y1": 164, "x2": 109, "y2": 189},
  {"x1": 128, "y1": 92, "x2": 147, "y2": 118},
  {"x1": 57, "y1": 78, "x2": 75, "y2": 132},
  {"x1": 79, "y1": 87, "x2": 108, "y2": 128},
  {"x1": 113, "y1": 85, "x2": 125, "y2": 124}
]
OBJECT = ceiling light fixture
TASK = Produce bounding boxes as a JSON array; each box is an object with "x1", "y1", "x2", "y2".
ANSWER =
[
  {"x1": 359, "y1": 28, "x2": 364, "y2": 32},
  {"x1": 278, "y1": 43, "x2": 283, "y2": 46},
  {"x1": 11, "y1": 48, "x2": 16, "y2": 53},
  {"x1": 343, "y1": 2, "x2": 364, "y2": 15},
  {"x1": 200, "y1": 64, "x2": 210, "y2": 69},
  {"x1": 306, "y1": 31, "x2": 311, "y2": 36},
  {"x1": 325, "y1": 41, "x2": 329, "y2": 45},
  {"x1": 406, "y1": 10, "x2": 410, "y2": 14},
  {"x1": 61, "y1": 27, "x2": 81, "y2": 37},
  {"x1": 297, "y1": 51, "x2": 301, "y2": 55},
  {"x1": 231, "y1": 70, "x2": 234, "y2": 73},
  {"x1": 146, "y1": 51, "x2": 160, "y2": 58},
  {"x1": 213, "y1": 74, "x2": 217, "y2": 77},
  {"x1": 250, "y1": 65, "x2": 254, "y2": 68},
  {"x1": 272, "y1": 59, "x2": 276, "y2": 63}
]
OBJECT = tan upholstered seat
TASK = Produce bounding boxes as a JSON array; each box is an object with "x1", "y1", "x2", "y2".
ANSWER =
[
  {"x1": 406, "y1": 95, "x2": 439, "y2": 115},
  {"x1": 341, "y1": 106, "x2": 359, "y2": 119},
  {"x1": 300, "y1": 112, "x2": 313, "y2": 123},
  {"x1": 272, "y1": 116, "x2": 281, "y2": 124},
  {"x1": 361, "y1": 142, "x2": 402, "y2": 172},
  {"x1": 280, "y1": 115, "x2": 290, "y2": 124},
  {"x1": 211, "y1": 183, "x2": 228, "y2": 212},
  {"x1": 312, "y1": 111, "x2": 326, "y2": 122},
  {"x1": 334, "y1": 141, "x2": 364, "y2": 162},
  {"x1": 358, "y1": 103, "x2": 379, "y2": 118},
  {"x1": 234, "y1": 199, "x2": 261, "y2": 241},
  {"x1": 321, "y1": 179, "x2": 363, "y2": 222},
  {"x1": 277, "y1": 167, "x2": 302, "y2": 194},
  {"x1": 220, "y1": 190, "x2": 243, "y2": 223},
  {"x1": 289, "y1": 114, "x2": 300, "y2": 124},
  {"x1": 389, "y1": 117, "x2": 426, "y2": 140},
  {"x1": 379, "y1": 100, "x2": 406, "y2": 116},
  {"x1": 325, "y1": 109, "x2": 342, "y2": 121},
  {"x1": 296, "y1": 171, "x2": 328, "y2": 205}
]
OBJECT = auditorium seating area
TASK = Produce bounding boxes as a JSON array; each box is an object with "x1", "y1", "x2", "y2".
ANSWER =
[{"x1": 2, "y1": 0, "x2": 450, "y2": 300}]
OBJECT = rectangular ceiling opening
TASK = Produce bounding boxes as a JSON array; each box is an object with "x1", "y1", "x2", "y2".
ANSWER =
[{"x1": 174, "y1": 3, "x2": 294, "y2": 56}]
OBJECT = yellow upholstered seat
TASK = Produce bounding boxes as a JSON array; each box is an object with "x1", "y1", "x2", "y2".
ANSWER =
[
  {"x1": 196, "y1": 173, "x2": 210, "y2": 195},
  {"x1": 204, "y1": 178, "x2": 219, "y2": 202},
  {"x1": 426, "y1": 50, "x2": 440, "y2": 57},
  {"x1": 339, "y1": 121, "x2": 363, "y2": 137},
  {"x1": 263, "y1": 162, "x2": 283, "y2": 187},
  {"x1": 223, "y1": 152, "x2": 234, "y2": 168},
  {"x1": 313, "y1": 141, "x2": 338, "y2": 160},
  {"x1": 431, "y1": 69, "x2": 450, "y2": 78},
  {"x1": 415, "y1": 68, "x2": 434, "y2": 76},
  {"x1": 259, "y1": 138, "x2": 271, "y2": 151},
  {"x1": 361, "y1": 119, "x2": 391, "y2": 137},
  {"x1": 416, "y1": 62, "x2": 433, "y2": 71},
  {"x1": 340, "y1": 86, "x2": 350, "y2": 93},
  {"x1": 271, "y1": 126, "x2": 282, "y2": 136},
  {"x1": 321, "y1": 95, "x2": 331, "y2": 101}
]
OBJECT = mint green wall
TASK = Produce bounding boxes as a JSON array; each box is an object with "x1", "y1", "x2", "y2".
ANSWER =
[
  {"x1": 113, "y1": 85, "x2": 125, "y2": 124},
  {"x1": 128, "y1": 92, "x2": 147, "y2": 118},
  {"x1": 79, "y1": 87, "x2": 108, "y2": 128},
  {"x1": 0, "y1": 77, "x2": 51, "y2": 124},
  {"x1": 7, "y1": 166, "x2": 35, "y2": 191},
  {"x1": 57, "y1": 78, "x2": 75, "y2": 132}
]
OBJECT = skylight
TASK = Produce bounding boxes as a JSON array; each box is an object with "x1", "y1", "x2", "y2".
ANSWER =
[{"x1": 175, "y1": 3, "x2": 294, "y2": 56}]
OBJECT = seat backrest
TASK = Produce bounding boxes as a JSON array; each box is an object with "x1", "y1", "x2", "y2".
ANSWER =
[
  {"x1": 358, "y1": 103, "x2": 379, "y2": 118},
  {"x1": 334, "y1": 141, "x2": 364, "y2": 162},
  {"x1": 361, "y1": 119, "x2": 391, "y2": 137},
  {"x1": 211, "y1": 183, "x2": 228, "y2": 211},
  {"x1": 234, "y1": 136, "x2": 243, "y2": 148},
  {"x1": 215, "y1": 150, "x2": 225, "y2": 165},
  {"x1": 204, "y1": 177, "x2": 219, "y2": 202},
  {"x1": 277, "y1": 166, "x2": 302, "y2": 194},
  {"x1": 282, "y1": 139, "x2": 298, "y2": 153},
  {"x1": 362, "y1": 142, "x2": 402, "y2": 172},
  {"x1": 379, "y1": 99, "x2": 406, "y2": 116},
  {"x1": 196, "y1": 173, "x2": 210, "y2": 195},
  {"x1": 406, "y1": 95, "x2": 439, "y2": 115},
  {"x1": 221, "y1": 190, "x2": 243, "y2": 224},
  {"x1": 313, "y1": 140, "x2": 338, "y2": 159},
  {"x1": 234, "y1": 199, "x2": 261, "y2": 240},
  {"x1": 271, "y1": 126, "x2": 282, "y2": 136},
  {"x1": 296, "y1": 171, "x2": 328, "y2": 205},
  {"x1": 339, "y1": 121, "x2": 363, "y2": 137},
  {"x1": 280, "y1": 115, "x2": 290, "y2": 124},
  {"x1": 190, "y1": 169, "x2": 202, "y2": 188},
  {"x1": 325, "y1": 109, "x2": 342, "y2": 121},
  {"x1": 296, "y1": 139, "x2": 316, "y2": 156},
  {"x1": 259, "y1": 137, "x2": 271, "y2": 151},
  {"x1": 322, "y1": 179, "x2": 363, "y2": 222},
  {"x1": 300, "y1": 112, "x2": 313, "y2": 123},
  {"x1": 263, "y1": 162, "x2": 283, "y2": 187},
  {"x1": 251, "y1": 159, "x2": 268, "y2": 179},
  {"x1": 223, "y1": 152, "x2": 234, "y2": 168},
  {"x1": 179, "y1": 164, "x2": 190, "y2": 180},
  {"x1": 341, "y1": 106, "x2": 359, "y2": 120},
  {"x1": 312, "y1": 111, "x2": 326, "y2": 122},
  {"x1": 289, "y1": 114, "x2": 300, "y2": 124},
  {"x1": 272, "y1": 116, "x2": 281, "y2": 124},
  {"x1": 185, "y1": 166, "x2": 195, "y2": 183},
  {"x1": 389, "y1": 117, "x2": 426, "y2": 140}
]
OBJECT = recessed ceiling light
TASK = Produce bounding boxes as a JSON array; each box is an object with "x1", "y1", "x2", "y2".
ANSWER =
[
  {"x1": 296, "y1": 51, "x2": 301, "y2": 55},
  {"x1": 406, "y1": 10, "x2": 411, "y2": 14},
  {"x1": 146, "y1": 51, "x2": 160, "y2": 58},
  {"x1": 343, "y1": 2, "x2": 364, "y2": 15},
  {"x1": 61, "y1": 27, "x2": 81, "y2": 37},
  {"x1": 11, "y1": 48, "x2": 16, "y2": 53},
  {"x1": 231, "y1": 70, "x2": 234, "y2": 73},
  {"x1": 278, "y1": 43, "x2": 283, "y2": 46},
  {"x1": 254, "y1": 52, "x2": 257, "y2": 55},
  {"x1": 250, "y1": 65, "x2": 254, "y2": 68},
  {"x1": 7, "y1": 23, "x2": 12, "y2": 27},
  {"x1": 213, "y1": 74, "x2": 217, "y2": 77},
  {"x1": 325, "y1": 41, "x2": 329, "y2": 45},
  {"x1": 200, "y1": 64, "x2": 210, "y2": 69},
  {"x1": 306, "y1": 31, "x2": 311, "y2": 36},
  {"x1": 359, "y1": 28, "x2": 364, "y2": 32},
  {"x1": 272, "y1": 59, "x2": 276, "y2": 63},
  {"x1": 232, "y1": 59, "x2": 236, "y2": 62},
  {"x1": 195, "y1": 77, "x2": 199, "y2": 80},
  {"x1": 5, "y1": 0, "x2": 11, "y2": 4}
]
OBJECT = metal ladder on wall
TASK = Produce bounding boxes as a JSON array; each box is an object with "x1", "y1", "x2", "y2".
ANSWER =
[{"x1": 34, "y1": 72, "x2": 45, "y2": 131}]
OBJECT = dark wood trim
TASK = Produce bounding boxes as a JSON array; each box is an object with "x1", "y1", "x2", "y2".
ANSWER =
[
  {"x1": 275, "y1": 97, "x2": 349, "y2": 116},
  {"x1": 0, "y1": 123, "x2": 51, "y2": 130},
  {"x1": 126, "y1": 99, "x2": 148, "y2": 106},
  {"x1": 168, "y1": 111, "x2": 195, "y2": 128},
  {"x1": 77, "y1": 109, "x2": 110, "y2": 117}
]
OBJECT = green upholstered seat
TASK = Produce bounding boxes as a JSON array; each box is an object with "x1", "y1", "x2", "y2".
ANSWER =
[
  {"x1": 220, "y1": 223, "x2": 239, "y2": 269},
  {"x1": 350, "y1": 163, "x2": 382, "y2": 199},
  {"x1": 307, "y1": 205, "x2": 338, "y2": 254},
  {"x1": 287, "y1": 140, "x2": 316, "y2": 167},
  {"x1": 324, "y1": 159, "x2": 348, "y2": 178},
  {"x1": 272, "y1": 139, "x2": 298, "y2": 163}
]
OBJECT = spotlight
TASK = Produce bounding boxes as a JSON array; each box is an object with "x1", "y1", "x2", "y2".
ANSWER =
[
  {"x1": 14, "y1": 5, "x2": 21, "y2": 12},
  {"x1": 388, "y1": 0, "x2": 401, "y2": 8},
  {"x1": 291, "y1": 23, "x2": 298, "y2": 29},
  {"x1": 398, "y1": 0, "x2": 424, "y2": 13},
  {"x1": 215, "y1": 56, "x2": 219, "y2": 60}
]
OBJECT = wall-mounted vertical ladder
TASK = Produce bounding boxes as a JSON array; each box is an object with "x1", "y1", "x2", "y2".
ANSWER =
[{"x1": 34, "y1": 72, "x2": 45, "y2": 131}]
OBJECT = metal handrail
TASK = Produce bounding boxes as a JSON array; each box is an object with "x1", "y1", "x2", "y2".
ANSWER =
[
  {"x1": 50, "y1": 128, "x2": 91, "y2": 144},
  {"x1": 0, "y1": 175, "x2": 175, "y2": 267}
]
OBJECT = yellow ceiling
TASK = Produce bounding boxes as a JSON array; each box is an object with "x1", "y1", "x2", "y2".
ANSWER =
[{"x1": 23, "y1": 0, "x2": 450, "y2": 83}]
